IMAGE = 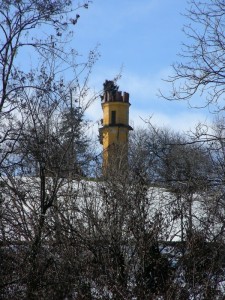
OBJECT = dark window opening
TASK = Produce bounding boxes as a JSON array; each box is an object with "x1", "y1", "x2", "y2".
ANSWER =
[{"x1": 111, "y1": 111, "x2": 116, "y2": 125}]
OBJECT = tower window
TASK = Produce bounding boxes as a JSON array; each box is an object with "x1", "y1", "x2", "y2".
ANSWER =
[{"x1": 111, "y1": 111, "x2": 116, "y2": 125}]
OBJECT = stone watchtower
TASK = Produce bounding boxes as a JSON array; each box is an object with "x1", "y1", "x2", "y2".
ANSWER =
[{"x1": 99, "y1": 80, "x2": 133, "y2": 169}]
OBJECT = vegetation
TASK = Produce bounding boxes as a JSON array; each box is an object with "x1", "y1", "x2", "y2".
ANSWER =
[{"x1": 1, "y1": 0, "x2": 225, "y2": 299}]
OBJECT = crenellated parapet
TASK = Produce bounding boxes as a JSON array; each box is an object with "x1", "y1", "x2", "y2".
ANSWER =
[
  {"x1": 101, "y1": 80, "x2": 130, "y2": 103},
  {"x1": 101, "y1": 90, "x2": 129, "y2": 103}
]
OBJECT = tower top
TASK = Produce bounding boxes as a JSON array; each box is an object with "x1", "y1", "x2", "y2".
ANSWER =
[{"x1": 101, "y1": 80, "x2": 130, "y2": 104}]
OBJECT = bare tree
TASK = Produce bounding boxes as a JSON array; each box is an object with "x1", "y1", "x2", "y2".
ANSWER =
[
  {"x1": 0, "y1": 0, "x2": 94, "y2": 172},
  {"x1": 161, "y1": 0, "x2": 225, "y2": 112},
  {"x1": 129, "y1": 124, "x2": 225, "y2": 298},
  {"x1": 0, "y1": 0, "x2": 91, "y2": 113},
  {"x1": 2, "y1": 120, "x2": 225, "y2": 298},
  {"x1": 0, "y1": 2, "x2": 100, "y2": 298},
  {"x1": 157, "y1": 1, "x2": 225, "y2": 294}
]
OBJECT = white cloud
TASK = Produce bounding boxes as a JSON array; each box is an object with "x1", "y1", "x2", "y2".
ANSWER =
[
  {"x1": 119, "y1": 66, "x2": 182, "y2": 104},
  {"x1": 130, "y1": 108, "x2": 209, "y2": 133}
]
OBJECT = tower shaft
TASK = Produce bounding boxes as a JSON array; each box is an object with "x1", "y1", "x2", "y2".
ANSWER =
[{"x1": 99, "y1": 80, "x2": 132, "y2": 169}]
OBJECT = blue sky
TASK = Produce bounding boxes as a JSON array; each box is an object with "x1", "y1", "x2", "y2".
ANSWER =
[{"x1": 73, "y1": 0, "x2": 210, "y2": 133}]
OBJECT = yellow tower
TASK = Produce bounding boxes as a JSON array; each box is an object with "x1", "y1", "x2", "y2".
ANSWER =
[{"x1": 99, "y1": 80, "x2": 133, "y2": 169}]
